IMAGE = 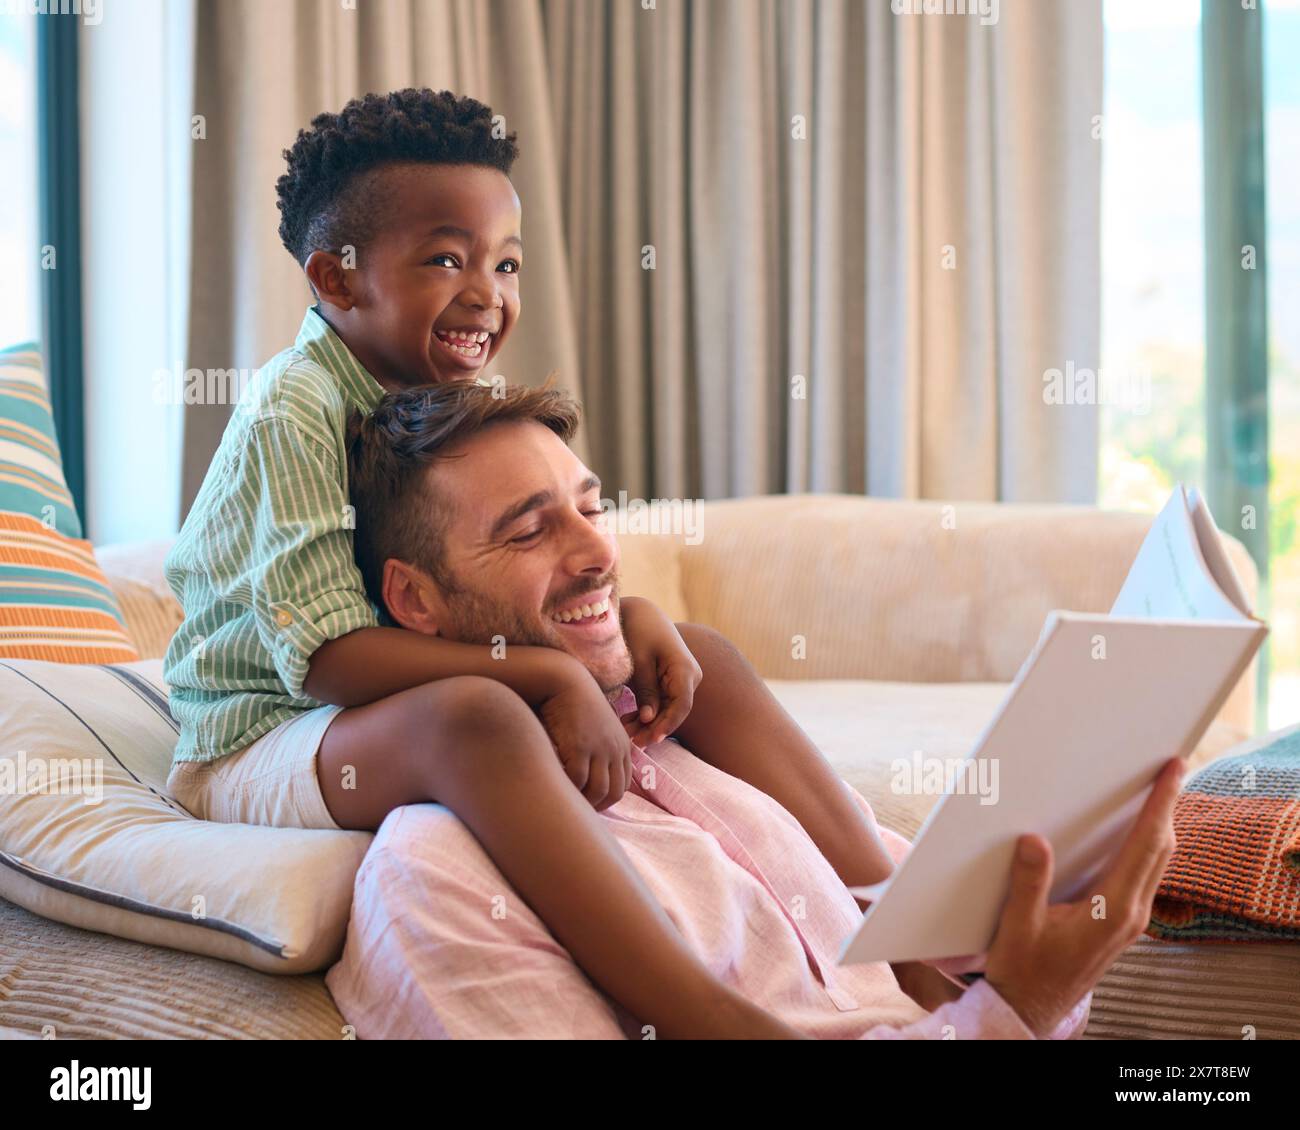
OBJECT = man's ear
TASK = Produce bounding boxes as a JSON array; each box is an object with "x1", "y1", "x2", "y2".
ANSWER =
[
  {"x1": 381, "y1": 558, "x2": 447, "y2": 636},
  {"x1": 304, "y1": 250, "x2": 356, "y2": 313}
]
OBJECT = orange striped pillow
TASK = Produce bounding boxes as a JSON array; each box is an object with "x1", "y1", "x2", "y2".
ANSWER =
[{"x1": 0, "y1": 344, "x2": 137, "y2": 662}]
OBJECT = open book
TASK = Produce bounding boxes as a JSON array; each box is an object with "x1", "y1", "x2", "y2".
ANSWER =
[{"x1": 839, "y1": 485, "x2": 1268, "y2": 966}]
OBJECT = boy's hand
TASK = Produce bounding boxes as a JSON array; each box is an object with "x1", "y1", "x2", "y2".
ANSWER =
[
  {"x1": 617, "y1": 597, "x2": 704, "y2": 747},
  {"x1": 536, "y1": 657, "x2": 636, "y2": 811}
]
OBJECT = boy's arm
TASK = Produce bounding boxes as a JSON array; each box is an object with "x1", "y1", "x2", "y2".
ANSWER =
[
  {"x1": 240, "y1": 414, "x2": 586, "y2": 709},
  {"x1": 304, "y1": 626, "x2": 584, "y2": 709}
]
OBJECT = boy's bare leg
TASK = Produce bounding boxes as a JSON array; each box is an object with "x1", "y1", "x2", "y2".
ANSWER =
[
  {"x1": 670, "y1": 624, "x2": 897, "y2": 894},
  {"x1": 316, "y1": 675, "x2": 802, "y2": 1040}
]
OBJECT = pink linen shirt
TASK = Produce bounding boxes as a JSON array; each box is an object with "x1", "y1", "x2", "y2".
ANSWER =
[{"x1": 325, "y1": 687, "x2": 1091, "y2": 1039}]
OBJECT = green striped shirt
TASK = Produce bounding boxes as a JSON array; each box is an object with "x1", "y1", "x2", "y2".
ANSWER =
[{"x1": 162, "y1": 307, "x2": 390, "y2": 764}]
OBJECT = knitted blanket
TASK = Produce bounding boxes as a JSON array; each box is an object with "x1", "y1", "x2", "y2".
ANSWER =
[{"x1": 1148, "y1": 726, "x2": 1300, "y2": 942}]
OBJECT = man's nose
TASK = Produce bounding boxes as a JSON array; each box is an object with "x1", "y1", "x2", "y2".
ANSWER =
[{"x1": 561, "y1": 507, "x2": 616, "y2": 575}]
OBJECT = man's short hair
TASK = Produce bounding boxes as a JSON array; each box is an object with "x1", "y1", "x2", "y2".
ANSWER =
[
  {"x1": 345, "y1": 378, "x2": 581, "y2": 621},
  {"x1": 276, "y1": 88, "x2": 519, "y2": 265}
]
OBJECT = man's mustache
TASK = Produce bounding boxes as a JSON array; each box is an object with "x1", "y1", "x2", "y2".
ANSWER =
[{"x1": 546, "y1": 571, "x2": 619, "y2": 617}]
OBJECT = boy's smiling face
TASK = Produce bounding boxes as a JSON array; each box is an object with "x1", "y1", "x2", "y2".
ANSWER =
[{"x1": 308, "y1": 162, "x2": 523, "y2": 389}]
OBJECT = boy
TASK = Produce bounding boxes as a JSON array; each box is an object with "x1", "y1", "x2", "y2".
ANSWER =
[{"x1": 162, "y1": 89, "x2": 914, "y2": 1035}]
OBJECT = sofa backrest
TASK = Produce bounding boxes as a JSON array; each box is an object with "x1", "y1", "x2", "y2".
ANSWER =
[
  {"x1": 96, "y1": 493, "x2": 1260, "y2": 735},
  {"x1": 614, "y1": 494, "x2": 1258, "y2": 733}
]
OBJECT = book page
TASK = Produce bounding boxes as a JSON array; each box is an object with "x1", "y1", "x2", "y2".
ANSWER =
[
  {"x1": 1109, "y1": 484, "x2": 1247, "y2": 622},
  {"x1": 1186, "y1": 487, "x2": 1252, "y2": 616}
]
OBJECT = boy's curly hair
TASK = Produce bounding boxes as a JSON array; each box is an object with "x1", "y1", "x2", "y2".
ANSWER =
[{"x1": 276, "y1": 88, "x2": 519, "y2": 265}]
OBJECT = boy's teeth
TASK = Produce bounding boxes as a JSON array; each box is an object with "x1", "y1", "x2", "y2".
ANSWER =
[{"x1": 434, "y1": 329, "x2": 489, "y2": 357}]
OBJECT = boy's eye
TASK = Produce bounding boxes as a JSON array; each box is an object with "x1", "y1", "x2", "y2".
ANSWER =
[
  {"x1": 426, "y1": 253, "x2": 459, "y2": 268},
  {"x1": 498, "y1": 259, "x2": 521, "y2": 274}
]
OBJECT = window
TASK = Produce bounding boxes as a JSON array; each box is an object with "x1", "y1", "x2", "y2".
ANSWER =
[
  {"x1": 1100, "y1": 0, "x2": 1203, "y2": 515},
  {"x1": 0, "y1": 12, "x2": 39, "y2": 346},
  {"x1": 1264, "y1": 0, "x2": 1300, "y2": 725},
  {"x1": 1101, "y1": 0, "x2": 1298, "y2": 729}
]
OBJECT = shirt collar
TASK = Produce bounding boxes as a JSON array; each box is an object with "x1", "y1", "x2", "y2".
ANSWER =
[
  {"x1": 296, "y1": 306, "x2": 496, "y2": 397},
  {"x1": 295, "y1": 306, "x2": 388, "y2": 412}
]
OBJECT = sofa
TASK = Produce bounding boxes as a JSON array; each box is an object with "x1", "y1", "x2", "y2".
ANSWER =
[{"x1": 2, "y1": 493, "x2": 1298, "y2": 1039}]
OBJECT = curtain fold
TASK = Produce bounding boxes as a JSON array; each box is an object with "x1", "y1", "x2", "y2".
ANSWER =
[{"x1": 180, "y1": 0, "x2": 1101, "y2": 522}]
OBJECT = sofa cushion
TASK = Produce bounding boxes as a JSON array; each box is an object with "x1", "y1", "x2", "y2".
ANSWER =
[
  {"x1": 766, "y1": 678, "x2": 1249, "y2": 839},
  {"x1": 0, "y1": 344, "x2": 136, "y2": 662},
  {"x1": 0, "y1": 658, "x2": 372, "y2": 974}
]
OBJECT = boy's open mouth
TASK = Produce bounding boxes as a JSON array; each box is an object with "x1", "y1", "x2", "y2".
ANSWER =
[{"x1": 433, "y1": 328, "x2": 492, "y2": 365}]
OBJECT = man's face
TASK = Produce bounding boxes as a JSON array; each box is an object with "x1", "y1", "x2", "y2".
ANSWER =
[
  {"x1": 343, "y1": 163, "x2": 522, "y2": 389},
  {"x1": 414, "y1": 421, "x2": 633, "y2": 694}
]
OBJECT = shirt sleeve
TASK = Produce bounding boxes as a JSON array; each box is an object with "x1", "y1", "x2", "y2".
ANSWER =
[
  {"x1": 858, "y1": 980, "x2": 1093, "y2": 1040},
  {"x1": 243, "y1": 413, "x2": 379, "y2": 698}
]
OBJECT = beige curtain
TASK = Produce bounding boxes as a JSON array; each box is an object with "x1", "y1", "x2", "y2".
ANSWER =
[{"x1": 181, "y1": 0, "x2": 1101, "y2": 520}]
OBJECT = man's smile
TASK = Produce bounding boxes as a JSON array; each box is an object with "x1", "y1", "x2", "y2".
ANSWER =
[{"x1": 549, "y1": 587, "x2": 620, "y2": 642}]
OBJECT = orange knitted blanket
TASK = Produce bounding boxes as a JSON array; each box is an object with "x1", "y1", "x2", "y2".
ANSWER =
[{"x1": 1148, "y1": 728, "x2": 1300, "y2": 942}]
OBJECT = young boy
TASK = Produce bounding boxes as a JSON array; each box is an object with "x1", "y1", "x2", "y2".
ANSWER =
[{"x1": 162, "y1": 89, "x2": 923, "y2": 1036}]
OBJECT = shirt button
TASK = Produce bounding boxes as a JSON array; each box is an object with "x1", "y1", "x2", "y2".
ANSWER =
[{"x1": 275, "y1": 609, "x2": 292, "y2": 626}]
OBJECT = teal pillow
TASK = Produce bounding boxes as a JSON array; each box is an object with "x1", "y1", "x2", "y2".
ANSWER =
[
  {"x1": 0, "y1": 342, "x2": 82, "y2": 538},
  {"x1": 0, "y1": 341, "x2": 137, "y2": 662}
]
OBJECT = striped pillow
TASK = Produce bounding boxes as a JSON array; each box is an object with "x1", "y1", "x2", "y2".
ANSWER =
[
  {"x1": 0, "y1": 658, "x2": 372, "y2": 973},
  {"x1": 0, "y1": 343, "x2": 137, "y2": 662}
]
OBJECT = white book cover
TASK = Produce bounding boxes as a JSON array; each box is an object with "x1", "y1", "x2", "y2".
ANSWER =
[{"x1": 838, "y1": 485, "x2": 1267, "y2": 966}]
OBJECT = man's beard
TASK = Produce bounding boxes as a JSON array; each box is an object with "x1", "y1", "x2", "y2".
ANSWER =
[{"x1": 439, "y1": 572, "x2": 634, "y2": 695}]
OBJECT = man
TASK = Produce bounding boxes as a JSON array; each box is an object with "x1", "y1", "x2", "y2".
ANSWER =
[{"x1": 323, "y1": 380, "x2": 1180, "y2": 1039}]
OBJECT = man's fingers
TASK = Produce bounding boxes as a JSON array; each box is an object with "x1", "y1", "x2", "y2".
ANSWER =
[
  {"x1": 1002, "y1": 834, "x2": 1053, "y2": 928},
  {"x1": 928, "y1": 952, "x2": 987, "y2": 977},
  {"x1": 1101, "y1": 758, "x2": 1184, "y2": 911}
]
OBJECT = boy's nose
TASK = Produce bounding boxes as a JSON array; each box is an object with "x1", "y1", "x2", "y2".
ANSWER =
[{"x1": 459, "y1": 270, "x2": 502, "y2": 310}]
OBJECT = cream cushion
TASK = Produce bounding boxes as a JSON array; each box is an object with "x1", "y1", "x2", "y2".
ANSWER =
[
  {"x1": 765, "y1": 679, "x2": 1252, "y2": 839},
  {"x1": 0, "y1": 658, "x2": 371, "y2": 974},
  {"x1": 613, "y1": 494, "x2": 1258, "y2": 738}
]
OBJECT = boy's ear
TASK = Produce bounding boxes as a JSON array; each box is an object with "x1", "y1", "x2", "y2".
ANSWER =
[
  {"x1": 304, "y1": 250, "x2": 356, "y2": 312},
  {"x1": 381, "y1": 558, "x2": 447, "y2": 636}
]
